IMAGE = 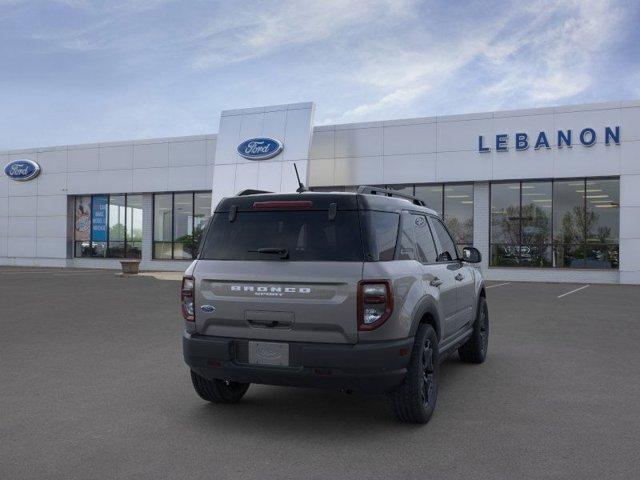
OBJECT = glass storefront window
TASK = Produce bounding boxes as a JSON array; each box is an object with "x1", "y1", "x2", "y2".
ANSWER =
[
  {"x1": 153, "y1": 194, "x2": 173, "y2": 259},
  {"x1": 152, "y1": 191, "x2": 212, "y2": 260},
  {"x1": 386, "y1": 184, "x2": 415, "y2": 199},
  {"x1": 585, "y1": 178, "x2": 619, "y2": 269},
  {"x1": 413, "y1": 184, "x2": 472, "y2": 249},
  {"x1": 108, "y1": 195, "x2": 126, "y2": 258},
  {"x1": 553, "y1": 179, "x2": 587, "y2": 268},
  {"x1": 126, "y1": 195, "x2": 143, "y2": 258},
  {"x1": 490, "y1": 178, "x2": 619, "y2": 269},
  {"x1": 414, "y1": 185, "x2": 443, "y2": 216},
  {"x1": 520, "y1": 181, "x2": 552, "y2": 267},
  {"x1": 194, "y1": 193, "x2": 212, "y2": 256},
  {"x1": 444, "y1": 184, "x2": 473, "y2": 248},
  {"x1": 73, "y1": 193, "x2": 144, "y2": 259},
  {"x1": 490, "y1": 182, "x2": 520, "y2": 266},
  {"x1": 173, "y1": 193, "x2": 194, "y2": 260},
  {"x1": 313, "y1": 183, "x2": 473, "y2": 248}
]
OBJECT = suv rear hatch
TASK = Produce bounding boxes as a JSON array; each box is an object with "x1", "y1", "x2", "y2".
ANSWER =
[{"x1": 193, "y1": 194, "x2": 364, "y2": 344}]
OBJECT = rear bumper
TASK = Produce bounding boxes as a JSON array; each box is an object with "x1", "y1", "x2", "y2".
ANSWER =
[{"x1": 183, "y1": 332, "x2": 413, "y2": 394}]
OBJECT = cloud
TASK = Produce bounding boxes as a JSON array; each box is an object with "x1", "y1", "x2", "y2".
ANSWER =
[
  {"x1": 0, "y1": 0, "x2": 636, "y2": 149},
  {"x1": 334, "y1": 0, "x2": 627, "y2": 122},
  {"x1": 478, "y1": 0, "x2": 623, "y2": 105},
  {"x1": 189, "y1": 0, "x2": 414, "y2": 70}
]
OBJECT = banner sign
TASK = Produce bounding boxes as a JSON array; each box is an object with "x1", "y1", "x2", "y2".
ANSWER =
[
  {"x1": 91, "y1": 195, "x2": 108, "y2": 242},
  {"x1": 74, "y1": 196, "x2": 91, "y2": 241}
]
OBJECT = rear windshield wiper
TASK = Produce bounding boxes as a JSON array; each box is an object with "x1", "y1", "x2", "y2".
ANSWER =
[{"x1": 248, "y1": 247, "x2": 290, "y2": 260}]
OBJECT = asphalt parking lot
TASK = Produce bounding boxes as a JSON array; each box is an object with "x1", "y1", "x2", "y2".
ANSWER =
[{"x1": 1, "y1": 268, "x2": 639, "y2": 480}]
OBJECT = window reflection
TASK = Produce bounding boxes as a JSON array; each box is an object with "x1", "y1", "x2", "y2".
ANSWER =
[
  {"x1": 490, "y1": 183, "x2": 520, "y2": 266},
  {"x1": 585, "y1": 179, "x2": 619, "y2": 268},
  {"x1": 153, "y1": 194, "x2": 172, "y2": 259},
  {"x1": 490, "y1": 178, "x2": 619, "y2": 269},
  {"x1": 108, "y1": 195, "x2": 126, "y2": 258},
  {"x1": 414, "y1": 185, "x2": 443, "y2": 216},
  {"x1": 153, "y1": 192, "x2": 213, "y2": 260},
  {"x1": 126, "y1": 195, "x2": 143, "y2": 259},
  {"x1": 444, "y1": 184, "x2": 473, "y2": 248},
  {"x1": 521, "y1": 182, "x2": 552, "y2": 267},
  {"x1": 173, "y1": 193, "x2": 194, "y2": 260},
  {"x1": 73, "y1": 193, "x2": 144, "y2": 259}
]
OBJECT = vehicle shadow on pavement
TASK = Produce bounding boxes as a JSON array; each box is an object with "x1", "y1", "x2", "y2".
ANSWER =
[{"x1": 179, "y1": 356, "x2": 467, "y2": 436}]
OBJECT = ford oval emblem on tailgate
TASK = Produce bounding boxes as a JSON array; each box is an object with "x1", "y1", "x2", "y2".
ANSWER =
[{"x1": 200, "y1": 305, "x2": 215, "y2": 312}]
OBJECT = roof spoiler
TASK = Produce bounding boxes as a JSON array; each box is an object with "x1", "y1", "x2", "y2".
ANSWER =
[
  {"x1": 357, "y1": 186, "x2": 426, "y2": 207},
  {"x1": 236, "y1": 189, "x2": 273, "y2": 196}
]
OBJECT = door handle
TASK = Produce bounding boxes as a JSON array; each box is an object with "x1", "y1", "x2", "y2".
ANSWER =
[
  {"x1": 429, "y1": 277, "x2": 443, "y2": 287},
  {"x1": 455, "y1": 273, "x2": 464, "y2": 281}
]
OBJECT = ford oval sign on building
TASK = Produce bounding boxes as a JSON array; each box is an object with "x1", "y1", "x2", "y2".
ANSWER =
[
  {"x1": 237, "y1": 138, "x2": 283, "y2": 160},
  {"x1": 4, "y1": 159, "x2": 41, "y2": 181}
]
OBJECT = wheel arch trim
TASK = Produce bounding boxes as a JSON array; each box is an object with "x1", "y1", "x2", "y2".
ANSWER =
[{"x1": 409, "y1": 296, "x2": 442, "y2": 341}]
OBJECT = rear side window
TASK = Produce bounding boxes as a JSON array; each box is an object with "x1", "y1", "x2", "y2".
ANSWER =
[
  {"x1": 397, "y1": 213, "x2": 416, "y2": 260},
  {"x1": 429, "y1": 217, "x2": 459, "y2": 262},
  {"x1": 413, "y1": 214, "x2": 438, "y2": 263},
  {"x1": 361, "y1": 211, "x2": 399, "y2": 261},
  {"x1": 200, "y1": 211, "x2": 363, "y2": 262}
]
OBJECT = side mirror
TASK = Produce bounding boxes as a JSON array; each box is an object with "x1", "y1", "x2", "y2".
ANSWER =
[{"x1": 462, "y1": 246, "x2": 482, "y2": 263}]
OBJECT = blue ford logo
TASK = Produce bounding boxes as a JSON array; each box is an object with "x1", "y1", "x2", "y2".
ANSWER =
[
  {"x1": 4, "y1": 159, "x2": 41, "y2": 182},
  {"x1": 237, "y1": 137, "x2": 283, "y2": 160}
]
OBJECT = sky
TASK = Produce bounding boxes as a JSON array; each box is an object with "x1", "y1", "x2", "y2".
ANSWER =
[{"x1": 1, "y1": 0, "x2": 639, "y2": 150}]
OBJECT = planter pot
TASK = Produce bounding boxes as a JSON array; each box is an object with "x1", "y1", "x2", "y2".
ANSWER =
[{"x1": 120, "y1": 259, "x2": 141, "y2": 274}]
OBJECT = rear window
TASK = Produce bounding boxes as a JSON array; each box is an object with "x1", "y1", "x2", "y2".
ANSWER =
[{"x1": 200, "y1": 211, "x2": 364, "y2": 261}]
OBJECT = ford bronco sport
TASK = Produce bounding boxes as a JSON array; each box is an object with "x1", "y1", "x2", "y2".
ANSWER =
[{"x1": 182, "y1": 186, "x2": 488, "y2": 423}]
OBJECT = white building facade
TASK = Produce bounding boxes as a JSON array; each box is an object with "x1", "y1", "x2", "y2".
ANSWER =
[{"x1": 1, "y1": 100, "x2": 639, "y2": 284}]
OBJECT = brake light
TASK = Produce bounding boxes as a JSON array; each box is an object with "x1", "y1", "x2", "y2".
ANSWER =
[
  {"x1": 252, "y1": 200, "x2": 313, "y2": 209},
  {"x1": 357, "y1": 280, "x2": 393, "y2": 331},
  {"x1": 181, "y1": 276, "x2": 195, "y2": 321}
]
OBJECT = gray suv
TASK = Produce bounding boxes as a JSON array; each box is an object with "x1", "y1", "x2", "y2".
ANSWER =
[{"x1": 182, "y1": 186, "x2": 488, "y2": 423}]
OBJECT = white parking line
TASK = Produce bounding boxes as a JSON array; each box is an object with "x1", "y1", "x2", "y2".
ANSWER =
[
  {"x1": 486, "y1": 282, "x2": 511, "y2": 289},
  {"x1": 557, "y1": 284, "x2": 590, "y2": 298}
]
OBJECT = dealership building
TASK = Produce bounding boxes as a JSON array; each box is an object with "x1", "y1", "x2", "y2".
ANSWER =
[{"x1": 1, "y1": 100, "x2": 639, "y2": 284}]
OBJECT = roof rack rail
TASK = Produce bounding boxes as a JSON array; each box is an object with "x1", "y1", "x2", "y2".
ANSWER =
[
  {"x1": 356, "y1": 185, "x2": 426, "y2": 207},
  {"x1": 236, "y1": 189, "x2": 272, "y2": 196}
]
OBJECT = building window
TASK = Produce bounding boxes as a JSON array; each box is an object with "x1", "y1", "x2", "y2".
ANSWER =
[
  {"x1": 411, "y1": 183, "x2": 474, "y2": 249},
  {"x1": 152, "y1": 192, "x2": 212, "y2": 260},
  {"x1": 414, "y1": 185, "x2": 443, "y2": 216},
  {"x1": 73, "y1": 194, "x2": 143, "y2": 259},
  {"x1": 490, "y1": 178, "x2": 619, "y2": 269},
  {"x1": 443, "y1": 184, "x2": 474, "y2": 248},
  {"x1": 490, "y1": 181, "x2": 552, "y2": 267},
  {"x1": 312, "y1": 183, "x2": 474, "y2": 249}
]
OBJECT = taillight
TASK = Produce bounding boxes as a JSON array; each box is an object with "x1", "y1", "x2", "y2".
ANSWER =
[
  {"x1": 358, "y1": 280, "x2": 393, "y2": 331},
  {"x1": 181, "y1": 276, "x2": 195, "y2": 321}
]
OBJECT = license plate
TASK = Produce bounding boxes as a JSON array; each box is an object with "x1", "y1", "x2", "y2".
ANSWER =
[{"x1": 248, "y1": 341, "x2": 289, "y2": 367}]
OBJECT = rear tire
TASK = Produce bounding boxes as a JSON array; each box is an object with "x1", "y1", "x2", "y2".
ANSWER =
[
  {"x1": 388, "y1": 324, "x2": 438, "y2": 424},
  {"x1": 458, "y1": 297, "x2": 489, "y2": 364},
  {"x1": 190, "y1": 370, "x2": 250, "y2": 404}
]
